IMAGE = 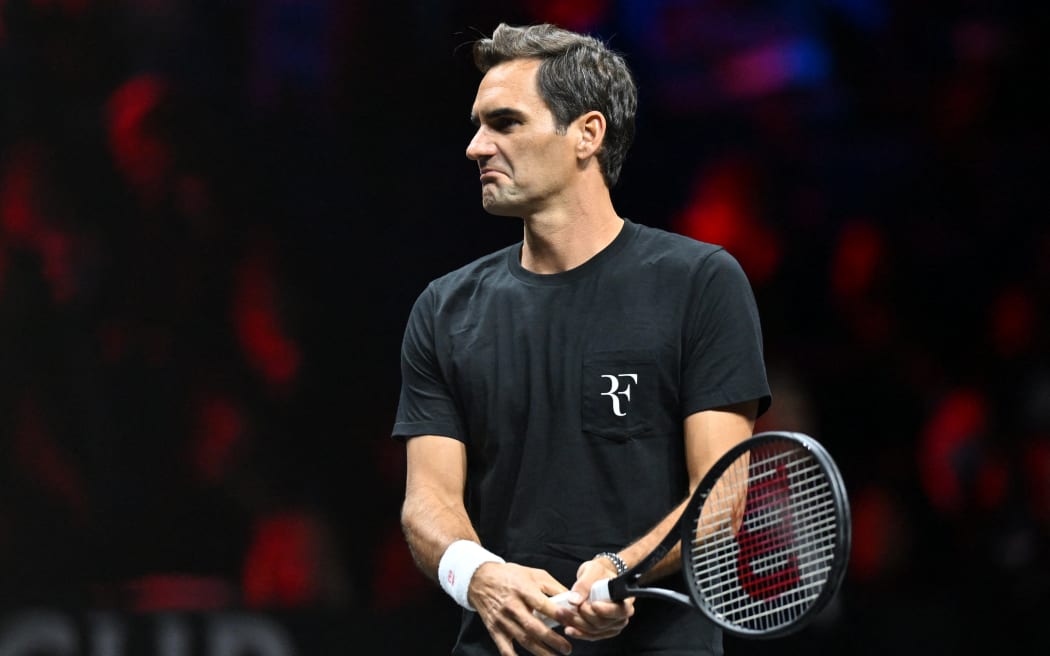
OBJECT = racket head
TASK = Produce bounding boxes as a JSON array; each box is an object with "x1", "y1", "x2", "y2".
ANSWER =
[{"x1": 679, "y1": 431, "x2": 851, "y2": 638}]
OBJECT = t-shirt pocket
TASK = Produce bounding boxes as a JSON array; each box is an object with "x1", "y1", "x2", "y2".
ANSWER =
[{"x1": 581, "y1": 351, "x2": 659, "y2": 442}]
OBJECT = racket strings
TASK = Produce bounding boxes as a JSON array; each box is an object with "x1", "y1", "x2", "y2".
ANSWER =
[{"x1": 689, "y1": 442, "x2": 841, "y2": 633}]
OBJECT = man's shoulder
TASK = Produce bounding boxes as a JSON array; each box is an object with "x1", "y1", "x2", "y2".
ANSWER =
[{"x1": 629, "y1": 221, "x2": 729, "y2": 264}]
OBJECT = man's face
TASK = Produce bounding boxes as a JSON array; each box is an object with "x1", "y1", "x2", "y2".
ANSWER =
[{"x1": 466, "y1": 59, "x2": 578, "y2": 216}]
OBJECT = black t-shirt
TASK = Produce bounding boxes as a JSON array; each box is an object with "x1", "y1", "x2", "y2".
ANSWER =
[{"x1": 394, "y1": 219, "x2": 771, "y2": 654}]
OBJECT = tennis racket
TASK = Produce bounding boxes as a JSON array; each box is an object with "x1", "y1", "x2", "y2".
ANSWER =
[{"x1": 541, "y1": 431, "x2": 850, "y2": 638}]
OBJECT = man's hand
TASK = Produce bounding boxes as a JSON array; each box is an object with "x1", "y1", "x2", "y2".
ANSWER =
[
  {"x1": 562, "y1": 557, "x2": 634, "y2": 641},
  {"x1": 469, "y1": 561, "x2": 577, "y2": 656}
]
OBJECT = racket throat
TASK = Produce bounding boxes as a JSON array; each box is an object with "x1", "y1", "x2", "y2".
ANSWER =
[{"x1": 612, "y1": 577, "x2": 694, "y2": 608}]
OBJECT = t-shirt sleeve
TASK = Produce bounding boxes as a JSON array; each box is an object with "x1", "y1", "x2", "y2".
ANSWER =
[
  {"x1": 680, "y1": 248, "x2": 772, "y2": 418},
  {"x1": 391, "y1": 285, "x2": 467, "y2": 442}
]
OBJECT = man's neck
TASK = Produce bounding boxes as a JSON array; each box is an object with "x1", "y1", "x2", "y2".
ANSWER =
[{"x1": 519, "y1": 194, "x2": 623, "y2": 274}]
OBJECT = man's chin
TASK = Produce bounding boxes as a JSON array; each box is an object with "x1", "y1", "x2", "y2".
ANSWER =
[{"x1": 480, "y1": 198, "x2": 523, "y2": 218}]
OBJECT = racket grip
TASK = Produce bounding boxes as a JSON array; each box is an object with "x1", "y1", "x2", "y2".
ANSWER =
[
  {"x1": 537, "y1": 590, "x2": 576, "y2": 628},
  {"x1": 589, "y1": 578, "x2": 612, "y2": 602},
  {"x1": 535, "y1": 579, "x2": 614, "y2": 628}
]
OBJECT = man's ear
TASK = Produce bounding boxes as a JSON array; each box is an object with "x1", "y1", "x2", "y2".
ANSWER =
[{"x1": 575, "y1": 111, "x2": 606, "y2": 160}]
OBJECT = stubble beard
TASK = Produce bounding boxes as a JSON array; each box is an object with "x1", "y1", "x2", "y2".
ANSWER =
[{"x1": 480, "y1": 183, "x2": 525, "y2": 217}]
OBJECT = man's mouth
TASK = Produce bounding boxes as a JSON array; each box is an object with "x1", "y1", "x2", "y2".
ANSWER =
[{"x1": 479, "y1": 168, "x2": 505, "y2": 182}]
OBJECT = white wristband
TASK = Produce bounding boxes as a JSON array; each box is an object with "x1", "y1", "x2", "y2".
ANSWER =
[{"x1": 438, "y1": 540, "x2": 505, "y2": 611}]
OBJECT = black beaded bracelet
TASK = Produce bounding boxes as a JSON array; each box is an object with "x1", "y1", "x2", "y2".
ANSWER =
[{"x1": 594, "y1": 551, "x2": 627, "y2": 576}]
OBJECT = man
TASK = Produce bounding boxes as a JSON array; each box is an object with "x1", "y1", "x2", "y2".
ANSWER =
[{"x1": 394, "y1": 23, "x2": 770, "y2": 656}]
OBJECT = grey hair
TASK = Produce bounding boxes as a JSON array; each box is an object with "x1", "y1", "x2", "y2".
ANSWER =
[{"x1": 473, "y1": 23, "x2": 637, "y2": 188}]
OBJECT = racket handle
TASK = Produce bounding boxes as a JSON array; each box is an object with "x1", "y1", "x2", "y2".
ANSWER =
[
  {"x1": 536, "y1": 579, "x2": 614, "y2": 628},
  {"x1": 589, "y1": 578, "x2": 612, "y2": 602},
  {"x1": 537, "y1": 590, "x2": 576, "y2": 628}
]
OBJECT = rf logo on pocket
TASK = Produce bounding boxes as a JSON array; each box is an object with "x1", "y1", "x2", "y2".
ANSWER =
[{"x1": 600, "y1": 374, "x2": 638, "y2": 417}]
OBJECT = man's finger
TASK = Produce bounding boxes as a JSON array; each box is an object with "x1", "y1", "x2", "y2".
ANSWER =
[
  {"x1": 491, "y1": 630, "x2": 518, "y2": 656},
  {"x1": 563, "y1": 596, "x2": 634, "y2": 640},
  {"x1": 535, "y1": 591, "x2": 582, "y2": 625},
  {"x1": 515, "y1": 623, "x2": 569, "y2": 656},
  {"x1": 523, "y1": 607, "x2": 574, "y2": 655}
]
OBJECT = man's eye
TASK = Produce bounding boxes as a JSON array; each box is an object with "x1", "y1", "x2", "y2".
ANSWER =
[{"x1": 495, "y1": 118, "x2": 520, "y2": 131}]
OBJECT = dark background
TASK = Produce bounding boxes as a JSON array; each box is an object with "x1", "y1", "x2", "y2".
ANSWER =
[{"x1": 1, "y1": 0, "x2": 1047, "y2": 654}]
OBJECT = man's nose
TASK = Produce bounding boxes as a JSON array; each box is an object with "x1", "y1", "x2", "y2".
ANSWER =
[{"x1": 466, "y1": 128, "x2": 495, "y2": 161}]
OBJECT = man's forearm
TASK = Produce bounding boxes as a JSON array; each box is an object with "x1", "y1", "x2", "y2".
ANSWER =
[
  {"x1": 401, "y1": 484, "x2": 481, "y2": 579},
  {"x1": 616, "y1": 497, "x2": 689, "y2": 583}
]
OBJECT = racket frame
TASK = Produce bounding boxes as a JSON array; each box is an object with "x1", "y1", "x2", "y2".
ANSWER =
[{"x1": 602, "y1": 431, "x2": 851, "y2": 638}]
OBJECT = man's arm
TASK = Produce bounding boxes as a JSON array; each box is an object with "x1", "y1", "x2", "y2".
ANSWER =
[
  {"x1": 401, "y1": 435, "x2": 477, "y2": 572},
  {"x1": 402, "y1": 435, "x2": 577, "y2": 656},
  {"x1": 566, "y1": 400, "x2": 758, "y2": 639},
  {"x1": 625, "y1": 400, "x2": 759, "y2": 581}
]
